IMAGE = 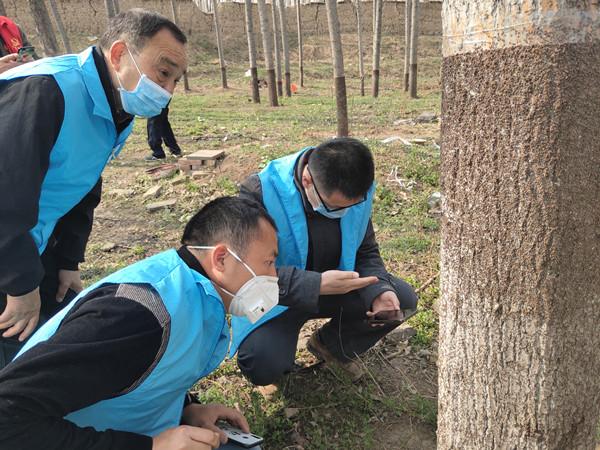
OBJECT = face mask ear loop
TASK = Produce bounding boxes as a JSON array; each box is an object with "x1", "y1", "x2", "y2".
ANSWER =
[
  {"x1": 126, "y1": 45, "x2": 143, "y2": 76},
  {"x1": 226, "y1": 249, "x2": 257, "y2": 277}
]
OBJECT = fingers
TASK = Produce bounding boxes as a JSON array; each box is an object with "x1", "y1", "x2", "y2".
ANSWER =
[
  {"x1": 56, "y1": 283, "x2": 69, "y2": 302},
  {"x1": 19, "y1": 315, "x2": 39, "y2": 341},
  {"x1": 187, "y1": 426, "x2": 221, "y2": 448},
  {"x1": 202, "y1": 423, "x2": 227, "y2": 445},
  {"x1": 2, "y1": 319, "x2": 28, "y2": 338},
  {"x1": 220, "y1": 408, "x2": 250, "y2": 433}
]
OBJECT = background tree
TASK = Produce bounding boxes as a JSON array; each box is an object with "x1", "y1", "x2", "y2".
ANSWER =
[
  {"x1": 352, "y1": 0, "x2": 365, "y2": 96},
  {"x1": 28, "y1": 0, "x2": 58, "y2": 56},
  {"x1": 244, "y1": 0, "x2": 260, "y2": 103},
  {"x1": 211, "y1": 0, "x2": 227, "y2": 89},
  {"x1": 296, "y1": 0, "x2": 304, "y2": 87},
  {"x1": 271, "y1": 0, "x2": 283, "y2": 97},
  {"x1": 438, "y1": 1, "x2": 600, "y2": 448},
  {"x1": 277, "y1": 0, "x2": 291, "y2": 97},
  {"x1": 403, "y1": 0, "x2": 412, "y2": 92},
  {"x1": 408, "y1": 0, "x2": 419, "y2": 98},
  {"x1": 48, "y1": 0, "x2": 71, "y2": 53},
  {"x1": 257, "y1": 0, "x2": 278, "y2": 106},
  {"x1": 169, "y1": 0, "x2": 190, "y2": 91},
  {"x1": 324, "y1": 0, "x2": 347, "y2": 136},
  {"x1": 371, "y1": 0, "x2": 382, "y2": 97},
  {"x1": 104, "y1": 0, "x2": 116, "y2": 19},
  {"x1": 0, "y1": 1, "x2": 6, "y2": 17},
  {"x1": 112, "y1": 0, "x2": 120, "y2": 15}
]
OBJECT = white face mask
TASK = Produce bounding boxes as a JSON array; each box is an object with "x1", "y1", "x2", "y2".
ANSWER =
[{"x1": 188, "y1": 246, "x2": 279, "y2": 324}]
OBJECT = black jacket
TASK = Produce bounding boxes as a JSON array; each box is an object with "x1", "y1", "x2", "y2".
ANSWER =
[{"x1": 239, "y1": 150, "x2": 394, "y2": 313}]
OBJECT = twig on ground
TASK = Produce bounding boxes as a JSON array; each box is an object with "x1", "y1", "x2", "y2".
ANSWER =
[{"x1": 415, "y1": 272, "x2": 439, "y2": 294}]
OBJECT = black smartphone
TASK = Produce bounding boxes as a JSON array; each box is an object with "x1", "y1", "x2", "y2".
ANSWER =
[
  {"x1": 368, "y1": 308, "x2": 417, "y2": 326},
  {"x1": 17, "y1": 46, "x2": 35, "y2": 62}
]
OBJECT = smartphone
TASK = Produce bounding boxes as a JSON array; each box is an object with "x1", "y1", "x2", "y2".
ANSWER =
[
  {"x1": 368, "y1": 308, "x2": 417, "y2": 326},
  {"x1": 218, "y1": 421, "x2": 264, "y2": 449},
  {"x1": 17, "y1": 46, "x2": 35, "y2": 62}
]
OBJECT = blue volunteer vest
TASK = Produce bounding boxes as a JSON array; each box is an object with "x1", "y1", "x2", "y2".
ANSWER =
[
  {"x1": 0, "y1": 47, "x2": 134, "y2": 254},
  {"x1": 17, "y1": 249, "x2": 230, "y2": 437},
  {"x1": 229, "y1": 147, "x2": 375, "y2": 355}
]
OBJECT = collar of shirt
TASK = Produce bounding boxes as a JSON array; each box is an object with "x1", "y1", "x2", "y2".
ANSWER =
[
  {"x1": 91, "y1": 46, "x2": 133, "y2": 134},
  {"x1": 293, "y1": 148, "x2": 318, "y2": 216},
  {"x1": 177, "y1": 246, "x2": 210, "y2": 279}
]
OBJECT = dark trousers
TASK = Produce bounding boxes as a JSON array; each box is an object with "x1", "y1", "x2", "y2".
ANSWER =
[
  {"x1": 0, "y1": 249, "x2": 75, "y2": 368},
  {"x1": 237, "y1": 274, "x2": 418, "y2": 386},
  {"x1": 147, "y1": 107, "x2": 181, "y2": 158}
]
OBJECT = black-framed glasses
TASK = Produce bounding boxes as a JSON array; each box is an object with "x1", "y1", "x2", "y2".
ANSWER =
[{"x1": 306, "y1": 164, "x2": 367, "y2": 212}]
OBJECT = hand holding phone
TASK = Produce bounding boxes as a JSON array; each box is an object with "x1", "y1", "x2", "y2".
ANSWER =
[
  {"x1": 17, "y1": 46, "x2": 35, "y2": 62},
  {"x1": 217, "y1": 421, "x2": 264, "y2": 448}
]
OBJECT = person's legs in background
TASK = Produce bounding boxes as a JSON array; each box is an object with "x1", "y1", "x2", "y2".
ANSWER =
[
  {"x1": 160, "y1": 107, "x2": 182, "y2": 156},
  {"x1": 146, "y1": 109, "x2": 167, "y2": 160}
]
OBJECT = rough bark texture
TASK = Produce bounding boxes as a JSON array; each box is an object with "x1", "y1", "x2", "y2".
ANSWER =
[
  {"x1": 28, "y1": 0, "x2": 58, "y2": 56},
  {"x1": 211, "y1": 0, "x2": 227, "y2": 89},
  {"x1": 325, "y1": 0, "x2": 348, "y2": 137},
  {"x1": 48, "y1": 0, "x2": 71, "y2": 53},
  {"x1": 277, "y1": 0, "x2": 291, "y2": 97},
  {"x1": 244, "y1": 0, "x2": 260, "y2": 103},
  {"x1": 353, "y1": 0, "x2": 365, "y2": 96},
  {"x1": 438, "y1": 42, "x2": 600, "y2": 449},
  {"x1": 371, "y1": 0, "x2": 382, "y2": 97},
  {"x1": 403, "y1": 0, "x2": 412, "y2": 91},
  {"x1": 296, "y1": 0, "x2": 304, "y2": 87},
  {"x1": 271, "y1": 1, "x2": 283, "y2": 97},
  {"x1": 257, "y1": 0, "x2": 278, "y2": 106},
  {"x1": 408, "y1": 0, "x2": 418, "y2": 98},
  {"x1": 170, "y1": 0, "x2": 190, "y2": 92}
]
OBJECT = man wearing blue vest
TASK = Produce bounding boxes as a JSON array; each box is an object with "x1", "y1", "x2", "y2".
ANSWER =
[
  {"x1": 235, "y1": 138, "x2": 418, "y2": 384},
  {"x1": 0, "y1": 9, "x2": 187, "y2": 367},
  {"x1": 0, "y1": 197, "x2": 277, "y2": 450}
]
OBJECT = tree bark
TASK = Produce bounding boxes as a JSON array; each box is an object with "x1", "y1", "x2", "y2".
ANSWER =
[
  {"x1": 169, "y1": 0, "x2": 190, "y2": 92},
  {"x1": 104, "y1": 0, "x2": 116, "y2": 19},
  {"x1": 271, "y1": 1, "x2": 283, "y2": 97},
  {"x1": 28, "y1": 0, "x2": 59, "y2": 57},
  {"x1": 371, "y1": 0, "x2": 382, "y2": 97},
  {"x1": 403, "y1": 0, "x2": 412, "y2": 92},
  {"x1": 277, "y1": 0, "x2": 291, "y2": 97},
  {"x1": 244, "y1": 0, "x2": 260, "y2": 103},
  {"x1": 211, "y1": 0, "x2": 227, "y2": 89},
  {"x1": 47, "y1": 0, "x2": 72, "y2": 53},
  {"x1": 408, "y1": 0, "x2": 419, "y2": 98},
  {"x1": 353, "y1": 0, "x2": 365, "y2": 96},
  {"x1": 256, "y1": 0, "x2": 278, "y2": 107},
  {"x1": 438, "y1": 2, "x2": 600, "y2": 449},
  {"x1": 296, "y1": 0, "x2": 304, "y2": 87},
  {"x1": 325, "y1": 0, "x2": 348, "y2": 137}
]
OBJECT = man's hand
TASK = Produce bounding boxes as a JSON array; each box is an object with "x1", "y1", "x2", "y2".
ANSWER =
[
  {"x1": 0, "y1": 54, "x2": 22, "y2": 74},
  {"x1": 366, "y1": 290, "x2": 402, "y2": 318},
  {"x1": 320, "y1": 270, "x2": 378, "y2": 295},
  {"x1": 56, "y1": 269, "x2": 83, "y2": 302},
  {"x1": 152, "y1": 425, "x2": 221, "y2": 450},
  {"x1": 0, "y1": 288, "x2": 41, "y2": 341},
  {"x1": 182, "y1": 403, "x2": 250, "y2": 445}
]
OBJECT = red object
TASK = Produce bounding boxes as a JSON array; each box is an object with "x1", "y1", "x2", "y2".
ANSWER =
[
  {"x1": 0, "y1": 16, "x2": 23, "y2": 54},
  {"x1": 291, "y1": 83, "x2": 298, "y2": 94}
]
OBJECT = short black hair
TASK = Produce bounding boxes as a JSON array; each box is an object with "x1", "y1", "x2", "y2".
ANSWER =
[
  {"x1": 308, "y1": 137, "x2": 374, "y2": 198},
  {"x1": 181, "y1": 197, "x2": 277, "y2": 257},
  {"x1": 99, "y1": 8, "x2": 187, "y2": 51}
]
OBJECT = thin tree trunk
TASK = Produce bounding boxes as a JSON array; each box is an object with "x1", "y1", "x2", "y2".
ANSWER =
[
  {"x1": 48, "y1": 0, "x2": 72, "y2": 53},
  {"x1": 325, "y1": 0, "x2": 348, "y2": 137},
  {"x1": 0, "y1": 1, "x2": 6, "y2": 17},
  {"x1": 371, "y1": 0, "x2": 382, "y2": 97},
  {"x1": 403, "y1": 0, "x2": 412, "y2": 91},
  {"x1": 408, "y1": 0, "x2": 419, "y2": 98},
  {"x1": 28, "y1": 0, "x2": 59, "y2": 56},
  {"x1": 353, "y1": 0, "x2": 365, "y2": 96},
  {"x1": 169, "y1": 0, "x2": 190, "y2": 92},
  {"x1": 113, "y1": 0, "x2": 120, "y2": 14},
  {"x1": 104, "y1": 0, "x2": 116, "y2": 19},
  {"x1": 256, "y1": 0, "x2": 278, "y2": 106},
  {"x1": 271, "y1": 1, "x2": 283, "y2": 97},
  {"x1": 277, "y1": 0, "x2": 291, "y2": 97},
  {"x1": 438, "y1": 2, "x2": 600, "y2": 449},
  {"x1": 296, "y1": 0, "x2": 304, "y2": 87},
  {"x1": 211, "y1": 0, "x2": 227, "y2": 89},
  {"x1": 244, "y1": 0, "x2": 260, "y2": 103}
]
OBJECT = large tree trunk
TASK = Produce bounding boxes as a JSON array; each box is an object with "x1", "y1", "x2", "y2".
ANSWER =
[
  {"x1": 353, "y1": 0, "x2": 365, "y2": 96},
  {"x1": 371, "y1": 0, "x2": 382, "y2": 97},
  {"x1": 169, "y1": 0, "x2": 190, "y2": 92},
  {"x1": 438, "y1": 2, "x2": 600, "y2": 449},
  {"x1": 104, "y1": 0, "x2": 116, "y2": 19},
  {"x1": 296, "y1": 0, "x2": 304, "y2": 87},
  {"x1": 325, "y1": 0, "x2": 348, "y2": 137},
  {"x1": 48, "y1": 0, "x2": 72, "y2": 53},
  {"x1": 277, "y1": 0, "x2": 291, "y2": 97},
  {"x1": 271, "y1": 1, "x2": 283, "y2": 97},
  {"x1": 211, "y1": 0, "x2": 227, "y2": 89},
  {"x1": 403, "y1": 0, "x2": 412, "y2": 92},
  {"x1": 28, "y1": 0, "x2": 59, "y2": 56},
  {"x1": 244, "y1": 0, "x2": 260, "y2": 103},
  {"x1": 257, "y1": 0, "x2": 278, "y2": 106},
  {"x1": 408, "y1": 0, "x2": 419, "y2": 98}
]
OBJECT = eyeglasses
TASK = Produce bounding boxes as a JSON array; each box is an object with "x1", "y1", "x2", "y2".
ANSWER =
[{"x1": 306, "y1": 164, "x2": 367, "y2": 212}]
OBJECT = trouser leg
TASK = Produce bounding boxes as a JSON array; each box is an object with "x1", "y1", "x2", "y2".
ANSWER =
[
  {"x1": 160, "y1": 108, "x2": 181, "y2": 154},
  {"x1": 147, "y1": 113, "x2": 166, "y2": 158}
]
